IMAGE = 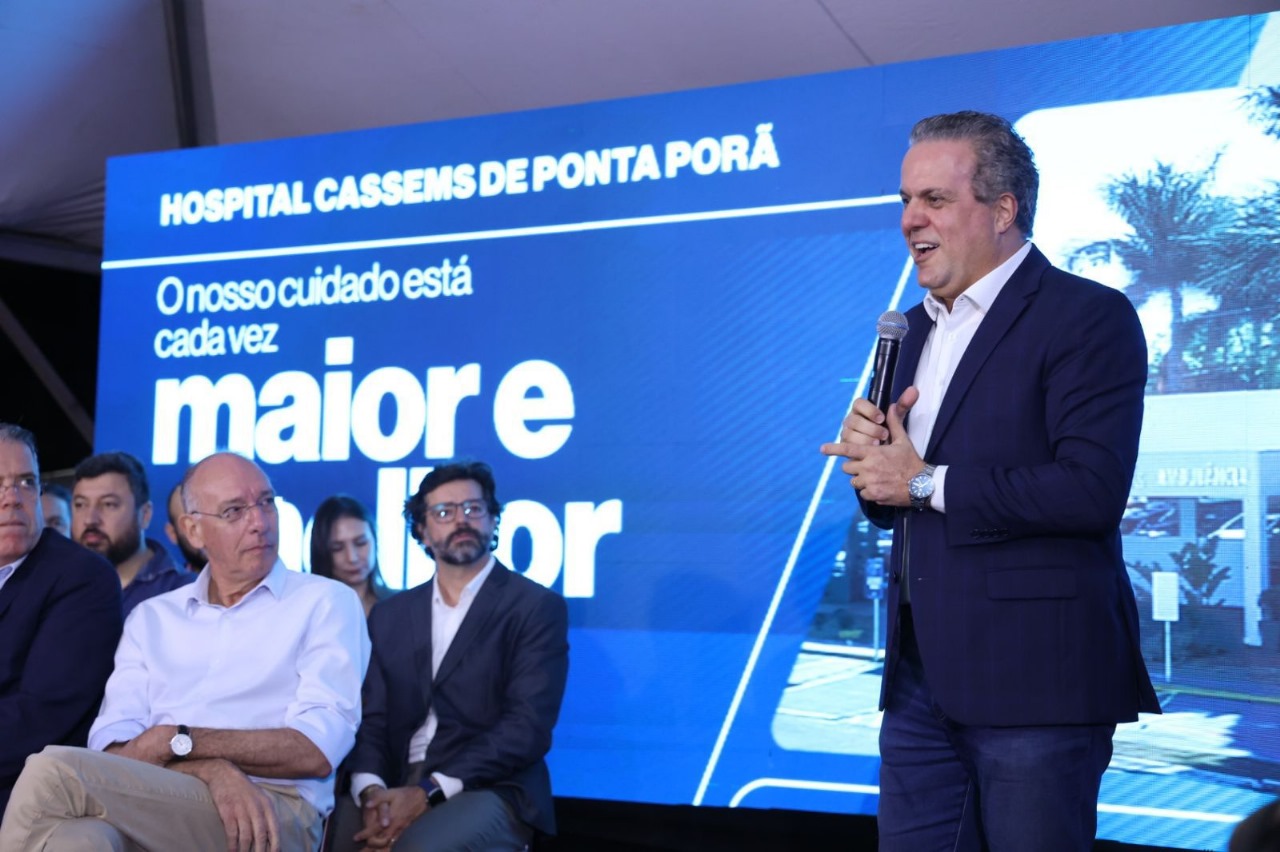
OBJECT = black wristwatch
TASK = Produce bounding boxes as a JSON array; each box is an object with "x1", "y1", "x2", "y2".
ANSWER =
[{"x1": 420, "y1": 780, "x2": 448, "y2": 808}]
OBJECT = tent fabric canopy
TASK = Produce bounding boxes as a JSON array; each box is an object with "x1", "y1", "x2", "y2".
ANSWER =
[
  {"x1": 0, "y1": 0, "x2": 1276, "y2": 468},
  {"x1": 2, "y1": 0, "x2": 1277, "y2": 270}
]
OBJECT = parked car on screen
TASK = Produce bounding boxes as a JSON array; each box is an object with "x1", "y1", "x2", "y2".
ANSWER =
[{"x1": 1122, "y1": 499, "x2": 1280, "y2": 607}]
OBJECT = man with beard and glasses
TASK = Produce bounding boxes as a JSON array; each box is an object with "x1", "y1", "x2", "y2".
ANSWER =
[
  {"x1": 0, "y1": 424, "x2": 121, "y2": 818},
  {"x1": 165, "y1": 482, "x2": 207, "y2": 571},
  {"x1": 72, "y1": 451, "x2": 195, "y2": 616},
  {"x1": 329, "y1": 459, "x2": 569, "y2": 852}
]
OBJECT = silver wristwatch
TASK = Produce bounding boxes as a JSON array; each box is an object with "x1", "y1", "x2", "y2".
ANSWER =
[
  {"x1": 908, "y1": 464, "x2": 937, "y2": 511},
  {"x1": 170, "y1": 724, "x2": 193, "y2": 759}
]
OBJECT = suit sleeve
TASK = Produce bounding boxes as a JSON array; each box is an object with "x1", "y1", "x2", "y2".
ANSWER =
[
  {"x1": 858, "y1": 494, "x2": 896, "y2": 530},
  {"x1": 438, "y1": 590, "x2": 569, "y2": 788},
  {"x1": 345, "y1": 603, "x2": 396, "y2": 781},
  {"x1": 944, "y1": 284, "x2": 1147, "y2": 542},
  {"x1": 0, "y1": 554, "x2": 123, "y2": 779}
]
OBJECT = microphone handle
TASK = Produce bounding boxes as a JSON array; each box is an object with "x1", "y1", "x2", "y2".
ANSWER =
[{"x1": 867, "y1": 337, "x2": 900, "y2": 417}]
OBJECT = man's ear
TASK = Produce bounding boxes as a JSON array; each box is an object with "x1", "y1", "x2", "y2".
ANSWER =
[
  {"x1": 181, "y1": 513, "x2": 204, "y2": 550},
  {"x1": 994, "y1": 193, "x2": 1018, "y2": 234},
  {"x1": 139, "y1": 500, "x2": 153, "y2": 530}
]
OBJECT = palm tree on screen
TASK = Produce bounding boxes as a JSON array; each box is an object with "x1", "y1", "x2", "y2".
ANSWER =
[
  {"x1": 1230, "y1": 86, "x2": 1280, "y2": 306},
  {"x1": 1068, "y1": 158, "x2": 1236, "y2": 393},
  {"x1": 1241, "y1": 85, "x2": 1280, "y2": 139},
  {"x1": 1199, "y1": 87, "x2": 1280, "y2": 387}
]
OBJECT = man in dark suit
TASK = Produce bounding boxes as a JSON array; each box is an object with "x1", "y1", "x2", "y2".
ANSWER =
[
  {"x1": 822, "y1": 112, "x2": 1159, "y2": 851},
  {"x1": 333, "y1": 459, "x2": 569, "y2": 852},
  {"x1": 0, "y1": 423, "x2": 122, "y2": 817}
]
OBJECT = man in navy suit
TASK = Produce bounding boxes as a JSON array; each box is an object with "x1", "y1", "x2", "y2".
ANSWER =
[
  {"x1": 0, "y1": 423, "x2": 122, "y2": 817},
  {"x1": 333, "y1": 459, "x2": 569, "y2": 852},
  {"x1": 822, "y1": 112, "x2": 1159, "y2": 851}
]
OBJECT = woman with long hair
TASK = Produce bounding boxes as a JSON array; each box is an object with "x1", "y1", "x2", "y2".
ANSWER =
[{"x1": 310, "y1": 494, "x2": 394, "y2": 616}]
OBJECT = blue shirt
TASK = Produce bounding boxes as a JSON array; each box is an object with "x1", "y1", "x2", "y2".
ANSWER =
[{"x1": 121, "y1": 538, "x2": 195, "y2": 617}]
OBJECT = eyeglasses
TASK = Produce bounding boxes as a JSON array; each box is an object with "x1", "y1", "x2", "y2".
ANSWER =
[
  {"x1": 189, "y1": 495, "x2": 278, "y2": 524},
  {"x1": 0, "y1": 476, "x2": 39, "y2": 496},
  {"x1": 426, "y1": 500, "x2": 489, "y2": 523}
]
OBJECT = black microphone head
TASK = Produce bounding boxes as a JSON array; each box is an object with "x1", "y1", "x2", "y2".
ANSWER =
[{"x1": 876, "y1": 310, "x2": 908, "y2": 342}]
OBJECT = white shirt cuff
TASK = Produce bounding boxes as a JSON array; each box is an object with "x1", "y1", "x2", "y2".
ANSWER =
[
  {"x1": 433, "y1": 772, "x2": 463, "y2": 799},
  {"x1": 350, "y1": 772, "x2": 388, "y2": 807},
  {"x1": 87, "y1": 721, "x2": 146, "y2": 753},
  {"x1": 931, "y1": 465, "x2": 948, "y2": 513}
]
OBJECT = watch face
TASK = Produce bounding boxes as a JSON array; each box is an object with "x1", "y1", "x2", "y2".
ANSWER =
[
  {"x1": 909, "y1": 474, "x2": 931, "y2": 498},
  {"x1": 170, "y1": 733, "x2": 193, "y2": 757},
  {"x1": 909, "y1": 472, "x2": 934, "y2": 509}
]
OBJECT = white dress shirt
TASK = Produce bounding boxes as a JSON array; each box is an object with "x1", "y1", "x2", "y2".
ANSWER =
[
  {"x1": 908, "y1": 241, "x2": 1032, "y2": 512},
  {"x1": 351, "y1": 557, "x2": 496, "y2": 804},
  {"x1": 89, "y1": 560, "x2": 371, "y2": 816}
]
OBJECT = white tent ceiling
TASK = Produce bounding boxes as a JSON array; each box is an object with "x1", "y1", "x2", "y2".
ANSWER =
[
  {"x1": 1, "y1": 0, "x2": 1278, "y2": 467},
  {"x1": 3, "y1": 0, "x2": 1279, "y2": 274}
]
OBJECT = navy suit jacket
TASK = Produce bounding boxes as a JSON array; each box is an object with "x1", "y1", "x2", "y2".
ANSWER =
[
  {"x1": 0, "y1": 530, "x2": 123, "y2": 815},
  {"x1": 865, "y1": 246, "x2": 1160, "y2": 727},
  {"x1": 347, "y1": 561, "x2": 569, "y2": 835}
]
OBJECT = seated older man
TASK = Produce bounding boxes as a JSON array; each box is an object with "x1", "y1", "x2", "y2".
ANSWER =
[
  {"x1": 0, "y1": 424, "x2": 122, "y2": 819},
  {"x1": 0, "y1": 452, "x2": 370, "y2": 850}
]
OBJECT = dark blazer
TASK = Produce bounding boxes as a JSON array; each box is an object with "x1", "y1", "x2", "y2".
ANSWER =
[
  {"x1": 0, "y1": 530, "x2": 123, "y2": 814},
  {"x1": 865, "y1": 246, "x2": 1160, "y2": 727},
  {"x1": 347, "y1": 561, "x2": 569, "y2": 836}
]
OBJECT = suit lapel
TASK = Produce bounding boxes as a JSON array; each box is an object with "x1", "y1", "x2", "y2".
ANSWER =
[
  {"x1": 0, "y1": 533, "x2": 45, "y2": 620},
  {"x1": 895, "y1": 305, "x2": 932, "y2": 399},
  {"x1": 433, "y1": 562, "x2": 508, "y2": 687},
  {"x1": 894, "y1": 304, "x2": 933, "y2": 435},
  {"x1": 0, "y1": 568, "x2": 22, "y2": 620},
  {"x1": 924, "y1": 247, "x2": 1047, "y2": 458},
  {"x1": 412, "y1": 581, "x2": 435, "y2": 712}
]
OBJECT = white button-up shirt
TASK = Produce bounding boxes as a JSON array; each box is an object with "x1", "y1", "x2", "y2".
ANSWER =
[{"x1": 89, "y1": 560, "x2": 371, "y2": 816}]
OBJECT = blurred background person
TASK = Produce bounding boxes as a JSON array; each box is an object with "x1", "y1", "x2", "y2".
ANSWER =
[
  {"x1": 1232, "y1": 799, "x2": 1280, "y2": 851},
  {"x1": 163, "y1": 482, "x2": 206, "y2": 572},
  {"x1": 310, "y1": 494, "x2": 394, "y2": 617},
  {"x1": 39, "y1": 481, "x2": 71, "y2": 536}
]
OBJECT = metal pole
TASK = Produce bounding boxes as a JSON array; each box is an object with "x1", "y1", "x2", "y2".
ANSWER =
[{"x1": 0, "y1": 294, "x2": 94, "y2": 443}]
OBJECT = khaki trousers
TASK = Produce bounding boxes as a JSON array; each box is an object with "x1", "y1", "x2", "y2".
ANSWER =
[{"x1": 0, "y1": 746, "x2": 322, "y2": 851}]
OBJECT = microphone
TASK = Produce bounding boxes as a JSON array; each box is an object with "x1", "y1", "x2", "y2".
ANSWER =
[{"x1": 867, "y1": 310, "x2": 908, "y2": 417}]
